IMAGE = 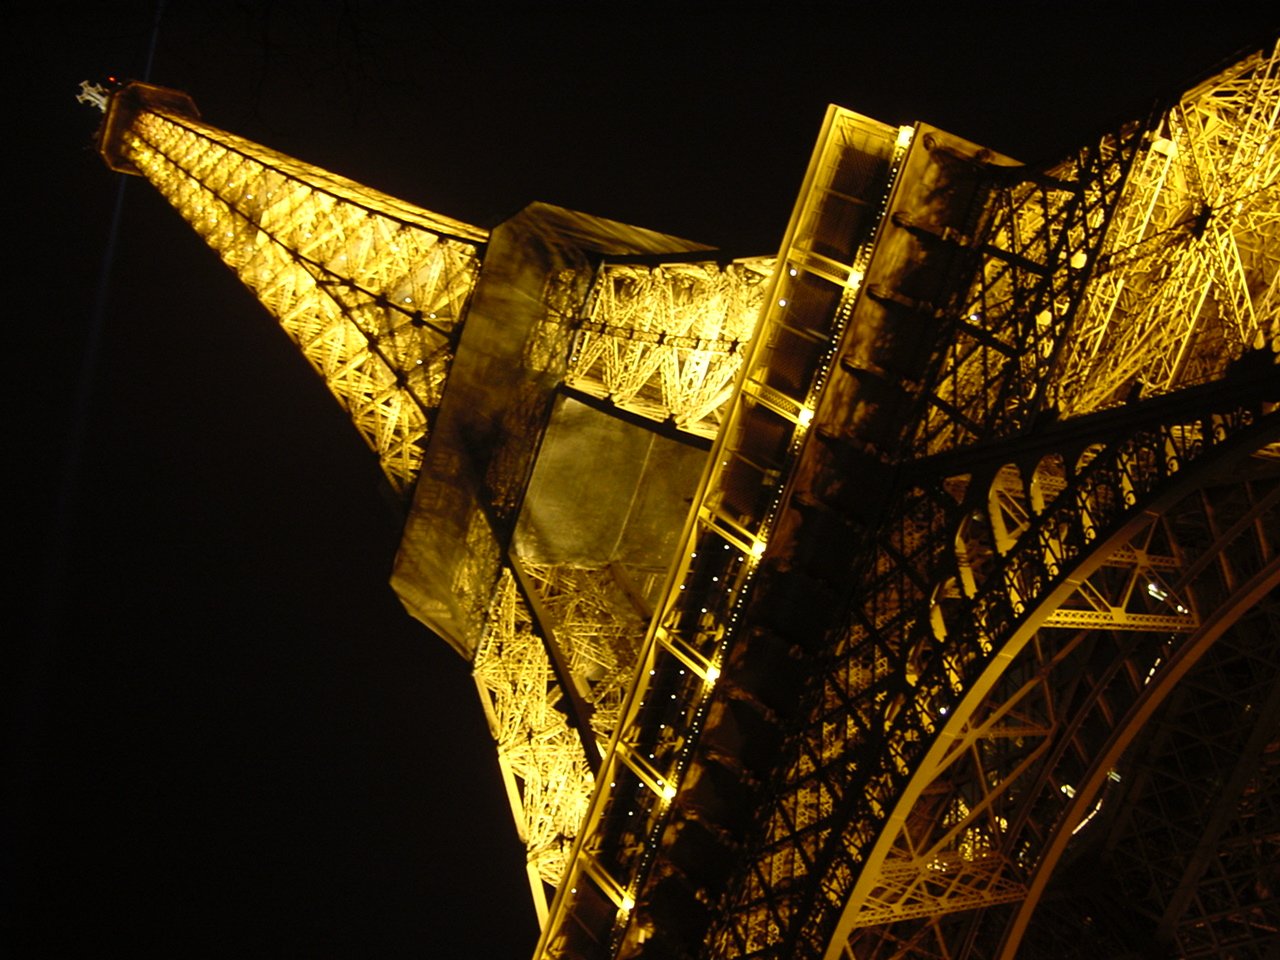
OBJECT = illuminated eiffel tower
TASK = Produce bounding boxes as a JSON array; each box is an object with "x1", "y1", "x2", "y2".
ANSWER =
[{"x1": 83, "y1": 39, "x2": 1279, "y2": 960}]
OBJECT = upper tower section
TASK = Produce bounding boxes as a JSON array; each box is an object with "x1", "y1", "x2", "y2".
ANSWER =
[{"x1": 93, "y1": 80, "x2": 489, "y2": 494}]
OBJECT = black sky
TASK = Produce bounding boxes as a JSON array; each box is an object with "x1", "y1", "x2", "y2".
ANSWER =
[{"x1": 12, "y1": 4, "x2": 1276, "y2": 957}]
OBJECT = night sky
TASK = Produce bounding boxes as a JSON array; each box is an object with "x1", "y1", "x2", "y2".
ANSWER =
[{"x1": 12, "y1": 4, "x2": 1276, "y2": 956}]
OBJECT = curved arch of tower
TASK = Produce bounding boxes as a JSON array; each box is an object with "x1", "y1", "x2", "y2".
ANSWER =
[{"x1": 85, "y1": 37, "x2": 1279, "y2": 960}]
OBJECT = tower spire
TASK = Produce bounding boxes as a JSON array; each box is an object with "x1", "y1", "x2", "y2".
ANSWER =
[{"x1": 94, "y1": 80, "x2": 487, "y2": 494}]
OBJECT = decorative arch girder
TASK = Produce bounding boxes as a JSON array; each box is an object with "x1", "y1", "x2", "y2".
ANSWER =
[{"x1": 714, "y1": 384, "x2": 1279, "y2": 960}]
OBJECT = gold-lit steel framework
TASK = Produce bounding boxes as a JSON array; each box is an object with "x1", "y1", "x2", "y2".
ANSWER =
[
  {"x1": 96, "y1": 83, "x2": 487, "y2": 494},
  {"x1": 88, "y1": 38, "x2": 1280, "y2": 960},
  {"x1": 537, "y1": 108, "x2": 930, "y2": 959},
  {"x1": 88, "y1": 80, "x2": 779, "y2": 924},
  {"x1": 473, "y1": 566, "x2": 596, "y2": 921},
  {"x1": 1055, "y1": 47, "x2": 1280, "y2": 415},
  {"x1": 536, "y1": 40, "x2": 1280, "y2": 960},
  {"x1": 702, "y1": 43, "x2": 1280, "y2": 960},
  {"x1": 567, "y1": 258, "x2": 775, "y2": 440}
]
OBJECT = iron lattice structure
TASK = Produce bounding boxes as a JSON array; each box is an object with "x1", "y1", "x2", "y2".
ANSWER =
[
  {"x1": 88, "y1": 39, "x2": 1280, "y2": 960},
  {"x1": 566, "y1": 257, "x2": 775, "y2": 442},
  {"x1": 94, "y1": 84, "x2": 487, "y2": 494}
]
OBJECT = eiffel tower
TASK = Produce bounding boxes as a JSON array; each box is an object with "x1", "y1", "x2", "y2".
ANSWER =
[{"x1": 82, "y1": 38, "x2": 1279, "y2": 959}]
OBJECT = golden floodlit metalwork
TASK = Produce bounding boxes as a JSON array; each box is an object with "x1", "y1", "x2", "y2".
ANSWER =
[
  {"x1": 89, "y1": 38, "x2": 1280, "y2": 960},
  {"x1": 568, "y1": 258, "x2": 775, "y2": 440},
  {"x1": 100, "y1": 86, "x2": 486, "y2": 494}
]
